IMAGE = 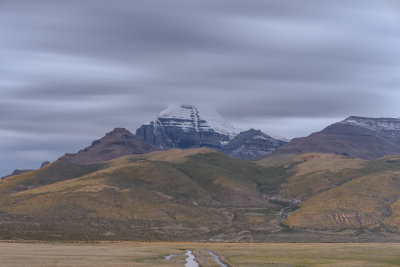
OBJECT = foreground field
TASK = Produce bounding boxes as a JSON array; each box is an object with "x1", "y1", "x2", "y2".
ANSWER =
[{"x1": 0, "y1": 242, "x2": 400, "y2": 266}]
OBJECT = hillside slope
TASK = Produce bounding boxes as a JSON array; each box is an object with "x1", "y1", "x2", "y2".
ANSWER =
[
  {"x1": 2, "y1": 148, "x2": 400, "y2": 241},
  {"x1": 0, "y1": 148, "x2": 290, "y2": 241},
  {"x1": 283, "y1": 155, "x2": 400, "y2": 231},
  {"x1": 270, "y1": 116, "x2": 400, "y2": 160}
]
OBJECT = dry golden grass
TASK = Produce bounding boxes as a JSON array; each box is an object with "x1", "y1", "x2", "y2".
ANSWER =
[
  {"x1": 284, "y1": 170, "x2": 400, "y2": 230},
  {"x1": 143, "y1": 147, "x2": 217, "y2": 163},
  {"x1": 0, "y1": 242, "x2": 400, "y2": 267},
  {"x1": 291, "y1": 153, "x2": 366, "y2": 176},
  {"x1": 256, "y1": 153, "x2": 297, "y2": 168},
  {"x1": 384, "y1": 198, "x2": 400, "y2": 229},
  {"x1": 278, "y1": 154, "x2": 367, "y2": 199},
  {"x1": 258, "y1": 153, "x2": 366, "y2": 174},
  {"x1": 3, "y1": 149, "x2": 400, "y2": 241},
  {"x1": 0, "y1": 242, "x2": 184, "y2": 267}
]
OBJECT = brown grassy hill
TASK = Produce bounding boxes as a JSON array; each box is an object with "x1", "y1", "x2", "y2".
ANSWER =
[
  {"x1": 0, "y1": 160, "x2": 105, "y2": 194},
  {"x1": 257, "y1": 153, "x2": 388, "y2": 200},
  {"x1": 0, "y1": 148, "x2": 289, "y2": 241},
  {"x1": 3, "y1": 148, "x2": 400, "y2": 241},
  {"x1": 283, "y1": 155, "x2": 400, "y2": 231}
]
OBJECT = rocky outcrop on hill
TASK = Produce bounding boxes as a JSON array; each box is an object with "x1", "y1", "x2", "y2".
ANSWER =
[
  {"x1": 40, "y1": 161, "x2": 51, "y2": 168},
  {"x1": 2, "y1": 161, "x2": 52, "y2": 180},
  {"x1": 59, "y1": 128, "x2": 157, "y2": 164},
  {"x1": 1, "y1": 169, "x2": 33, "y2": 179}
]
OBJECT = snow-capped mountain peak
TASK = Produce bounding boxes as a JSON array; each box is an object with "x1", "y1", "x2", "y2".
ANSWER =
[
  {"x1": 136, "y1": 104, "x2": 287, "y2": 156},
  {"x1": 136, "y1": 104, "x2": 241, "y2": 150},
  {"x1": 157, "y1": 104, "x2": 241, "y2": 138}
]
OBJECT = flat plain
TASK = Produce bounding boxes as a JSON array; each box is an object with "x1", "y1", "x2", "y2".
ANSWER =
[{"x1": 0, "y1": 242, "x2": 400, "y2": 266}]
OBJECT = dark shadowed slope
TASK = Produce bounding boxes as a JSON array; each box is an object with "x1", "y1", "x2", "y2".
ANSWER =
[{"x1": 223, "y1": 129, "x2": 286, "y2": 160}]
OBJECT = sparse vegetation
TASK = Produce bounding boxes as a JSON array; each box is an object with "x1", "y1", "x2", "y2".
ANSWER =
[{"x1": 2, "y1": 149, "x2": 400, "y2": 241}]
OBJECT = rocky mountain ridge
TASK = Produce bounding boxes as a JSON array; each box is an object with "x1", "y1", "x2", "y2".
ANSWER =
[
  {"x1": 136, "y1": 104, "x2": 286, "y2": 159},
  {"x1": 341, "y1": 116, "x2": 400, "y2": 137},
  {"x1": 224, "y1": 129, "x2": 287, "y2": 160},
  {"x1": 269, "y1": 116, "x2": 400, "y2": 160},
  {"x1": 135, "y1": 105, "x2": 240, "y2": 150},
  {"x1": 60, "y1": 128, "x2": 157, "y2": 164}
]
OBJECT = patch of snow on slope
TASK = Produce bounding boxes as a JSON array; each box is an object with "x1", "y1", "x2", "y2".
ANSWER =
[
  {"x1": 252, "y1": 135, "x2": 268, "y2": 140},
  {"x1": 158, "y1": 104, "x2": 194, "y2": 120},
  {"x1": 200, "y1": 108, "x2": 241, "y2": 138},
  {"x1": 342, "y1": 116, "x2": 400, "y2": 132}
]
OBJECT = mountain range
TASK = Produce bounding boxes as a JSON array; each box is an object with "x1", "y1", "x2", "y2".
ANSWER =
[
  {"x1": 136, "y1": 104, "x2": 239, "y2": 149},
  {"x1": 135, "y1": 104, "x2": 286, "y2": 160},
  {"x1": 2, "y1": 106, "x2": 400, "y2": 241}
]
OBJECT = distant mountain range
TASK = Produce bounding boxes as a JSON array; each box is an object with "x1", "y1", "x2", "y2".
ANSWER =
[
  {"x1": 4, "y1": 108, "x2": 400, "y2": 178},
  {"x1": 3, "y1": 105, "x2": 286, "y2": 178},
  {"x1": 2, "y1": 107, "x2": 400, "y2": 242},
  {"x1": 135, "y1": 107, "x2": 400, "y2": 161}
]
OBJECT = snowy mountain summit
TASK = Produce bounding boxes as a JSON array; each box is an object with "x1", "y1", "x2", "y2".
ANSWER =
[
  {"x1": 136, "y1": 104, "x2": 241, "y2": 149},
  {"x1": 157, "y1": 104, "x2": 240, "y2": 139},
  {"x1": 341, "y1": 116, "x2": 400, "y2": 137},
  {"x1": 136, "y1": 104, "x2": 287, "y2": 159}
]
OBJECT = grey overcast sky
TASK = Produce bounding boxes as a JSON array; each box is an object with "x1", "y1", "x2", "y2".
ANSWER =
[{"x1": 1, "y1": 0, "x2": 400, "y2": 176}]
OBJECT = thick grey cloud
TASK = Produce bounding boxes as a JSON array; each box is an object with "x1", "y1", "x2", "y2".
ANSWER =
[{"x1": 1, "y1": 0, "x2": 400, "y2": 176}]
